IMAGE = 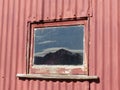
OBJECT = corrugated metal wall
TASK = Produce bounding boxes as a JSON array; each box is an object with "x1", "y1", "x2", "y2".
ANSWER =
[
  {"x1": 0, "y1": 0, "x2": 120, "y2": 90},
  {"x1": 89, "y1": 0, "x2": 120, "y2": 90},
  {"x1": 0, "y1": 0, "x2": 89, "y2": 90}
]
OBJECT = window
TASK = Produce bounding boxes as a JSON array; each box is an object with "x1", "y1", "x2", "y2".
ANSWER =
[
  {"x1": 29, "y1": 20, "x2": 88, "y2": 75},
  {"x1": 34, "y1": 25, "x2": 84, "y2": 65}
]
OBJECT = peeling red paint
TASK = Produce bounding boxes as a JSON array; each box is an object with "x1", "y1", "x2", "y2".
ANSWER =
[
  {"x1": 0, "y1": 0, "x2": 120, "y2": 90},
  {"x1": 71, "y1": 68, "x2": 84, "y2": 75}
]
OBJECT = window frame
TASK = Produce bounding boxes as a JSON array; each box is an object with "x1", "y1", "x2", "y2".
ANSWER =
[{"x1": 28, "y1": 20, "x2": 89, "y2": 75}]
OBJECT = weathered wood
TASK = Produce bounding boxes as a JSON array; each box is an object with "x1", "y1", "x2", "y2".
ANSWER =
[{"x1": 16, "y1": 74, "x2": 98, "y2": 80}]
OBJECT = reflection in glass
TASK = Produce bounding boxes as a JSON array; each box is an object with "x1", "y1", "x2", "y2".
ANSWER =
[{"x1": 34, "y1": 25, "x2": 84, "y2": 65}]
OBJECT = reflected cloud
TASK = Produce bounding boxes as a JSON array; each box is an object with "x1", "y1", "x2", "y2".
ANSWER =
[{"x1": 38, "y1": 40, "x2": 56, "y2": 45}]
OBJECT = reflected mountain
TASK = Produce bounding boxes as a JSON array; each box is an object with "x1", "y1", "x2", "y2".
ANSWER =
[{"x1": 34, "y1": 49, "x2": 83, "y2": 65}]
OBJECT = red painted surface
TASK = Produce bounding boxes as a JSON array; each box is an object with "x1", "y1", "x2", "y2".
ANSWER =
[
  {"x1": 29, "y1": 20, "x2": 88, "y2": 75},
  {"x1": 0, "y1": 0, "x2": 120, "y2": 90},
  {"x1": 89, "y1": 0, "x2": 120, "y2": 90}
]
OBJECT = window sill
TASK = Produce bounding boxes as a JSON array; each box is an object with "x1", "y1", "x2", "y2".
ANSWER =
[{"x1": 16, "y1": 74, "x2": 98, "y2": 80}]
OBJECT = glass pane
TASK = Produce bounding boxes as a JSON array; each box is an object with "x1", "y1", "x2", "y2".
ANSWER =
[{"x1": 34, "y1": 25, "x2": 84, "y2": 65}]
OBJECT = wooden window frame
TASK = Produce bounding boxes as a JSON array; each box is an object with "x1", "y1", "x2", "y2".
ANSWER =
[{"x1": 28, "y1": 20, "x2": 89, "y2": 75}]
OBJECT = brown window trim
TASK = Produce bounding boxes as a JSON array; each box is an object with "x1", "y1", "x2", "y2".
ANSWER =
[{"x1": 28, "y1": 20, "x2": 89, "y2": 75}]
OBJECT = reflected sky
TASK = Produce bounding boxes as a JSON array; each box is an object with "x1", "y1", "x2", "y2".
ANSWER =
[{"x1": 34, "y1": 25, "x2": 84, "y2": 57}]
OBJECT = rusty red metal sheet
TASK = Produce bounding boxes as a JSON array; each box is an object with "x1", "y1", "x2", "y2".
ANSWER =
[
  {"x1": 0, "y1": 0, "x2": 89, "y2": 90},
  {"x1": 89, "y1": 0, "x2": 120, "y2": 90},
  {"x1": 0, "y1": 0, "x2": 120, "y2": 90},
  {"x1": 29, "y1": 0, "x2": 89, "y2": 21}
]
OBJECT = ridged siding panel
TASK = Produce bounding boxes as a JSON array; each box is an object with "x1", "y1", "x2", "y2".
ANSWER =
[
  {"x1": 0, "y1": 0, "x2": 89, "y2": 90},
  {"x1": 0, "y1": 0, "x2": 120, "y2": 90},
  {"x1": 89, "y1": 0, "x2": 120, "y2": 90},
  {"x1": 26, "y1": 0, "x2": 89, "y2": 21}
]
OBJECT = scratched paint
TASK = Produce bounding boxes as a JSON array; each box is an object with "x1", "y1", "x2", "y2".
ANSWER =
[{"x1": 0, "y1": 0, "x2": 120, "y2": 90}]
